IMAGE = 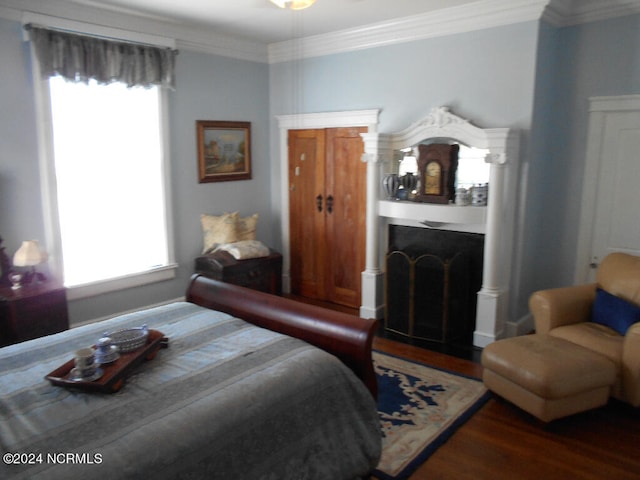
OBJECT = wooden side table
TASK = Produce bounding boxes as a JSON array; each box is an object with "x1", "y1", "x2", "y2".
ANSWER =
[{"x1": 0, "y1": 282, "x2": 69, "y2": 346}]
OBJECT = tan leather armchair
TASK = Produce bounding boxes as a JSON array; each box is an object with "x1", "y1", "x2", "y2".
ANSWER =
[{"x1": 529, "y1": 252, "x2": 640, "y2": 407}]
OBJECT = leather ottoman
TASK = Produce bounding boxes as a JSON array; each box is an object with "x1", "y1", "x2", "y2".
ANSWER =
[{"x1": 481, "y1": 334, "x2": 616, "y2": 422}]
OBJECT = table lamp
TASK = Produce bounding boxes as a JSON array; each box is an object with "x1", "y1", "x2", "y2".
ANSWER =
[{"x1": 13, "y1": 240, "x2": 48, "y2": 286}]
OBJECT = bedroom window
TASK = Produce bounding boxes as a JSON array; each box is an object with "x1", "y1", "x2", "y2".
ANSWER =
[
  {"x1": 28, "y1": 23, "x2": 178, "y2": 299},
  {"x1": 48, "y1": 77, "x2": 173, "y2": 293}
]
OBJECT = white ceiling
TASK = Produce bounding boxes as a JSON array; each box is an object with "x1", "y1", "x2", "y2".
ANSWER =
[{"x1": 63, "y1": 0, "x2": 478, "y2": 44}]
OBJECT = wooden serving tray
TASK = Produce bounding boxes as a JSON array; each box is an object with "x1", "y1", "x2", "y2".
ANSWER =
[{"x1": 46, "y1": 329, "x2": 168, "y2": 393}]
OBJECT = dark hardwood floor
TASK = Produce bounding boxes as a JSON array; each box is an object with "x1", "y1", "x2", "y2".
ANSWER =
[
  {"x1": 375, "y1": 328, "x2": 483, "y2": 363},
  {"x1": 375, "y1": 337, "x2": 640, "y2": 480},
  {"x1": 286, "y1": 295, "x2": 640, "y2": 480}
]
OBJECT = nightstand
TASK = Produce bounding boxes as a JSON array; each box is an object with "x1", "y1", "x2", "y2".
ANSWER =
[{"x1": 0, "y1": 282, "x2": 69, "y2": 346}]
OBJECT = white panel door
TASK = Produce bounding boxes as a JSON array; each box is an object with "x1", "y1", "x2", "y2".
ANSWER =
[{"x1": 577, "y1": 96, "x2": 640, "y2": 282}]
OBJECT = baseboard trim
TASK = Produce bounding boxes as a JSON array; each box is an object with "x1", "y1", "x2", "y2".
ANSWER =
[{"x1": 505, "y1": 312, "x2": 534, "y2": 338}]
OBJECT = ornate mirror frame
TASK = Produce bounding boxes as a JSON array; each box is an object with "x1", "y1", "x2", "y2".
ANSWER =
[{"x1": 361, "y1": 107, "x2": 520, "y2": 347}]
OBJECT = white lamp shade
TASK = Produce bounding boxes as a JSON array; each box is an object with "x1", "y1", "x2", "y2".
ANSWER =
[
  {"x1": 399, "y1": 155, "x2": 418, "y2": 175},
  {"x1": 270, "y1": 0, "x2": 316, "y2": 10},
  {"x1": 13, "y1": 240, "x2": 47, "y2": 267}
]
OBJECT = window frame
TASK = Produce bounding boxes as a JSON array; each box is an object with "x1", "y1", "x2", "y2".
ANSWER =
[{"x1": 30, "y1": 30, "x2": 177, "y2": 301}]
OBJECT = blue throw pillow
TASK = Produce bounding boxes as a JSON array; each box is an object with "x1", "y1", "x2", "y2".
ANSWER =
[{"x1": 591, "y1": 288, "x2": 640, "y2": 335}]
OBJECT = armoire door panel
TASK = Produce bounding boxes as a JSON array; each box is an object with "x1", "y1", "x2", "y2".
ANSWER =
[
  {"x1": 288, "y1": 129, "x2": 326, "y2": 299},
  {"x1": 325, "y1": 127, "x2": 367, "y2": 307}
]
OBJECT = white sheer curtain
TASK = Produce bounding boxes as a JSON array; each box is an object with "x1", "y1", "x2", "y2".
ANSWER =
[
  {"x1": 26, "y1": 24, "x2": 176, "y2": 295},
  {"x1": 27, "y1": 25, "x2": 178, "y2": 89}
]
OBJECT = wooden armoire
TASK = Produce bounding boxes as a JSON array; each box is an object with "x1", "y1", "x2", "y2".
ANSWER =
[{"x1": 288, "y1": 127, "x2": 367, "y2": 308}]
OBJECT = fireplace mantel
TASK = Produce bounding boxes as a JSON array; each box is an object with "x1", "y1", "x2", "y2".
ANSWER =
[
  {"x1": 379, "y1": 200, "x2": 487, "y2": 234},
  {"x1": 359, "y1": 106, "x2": 519, "y2": 348}
]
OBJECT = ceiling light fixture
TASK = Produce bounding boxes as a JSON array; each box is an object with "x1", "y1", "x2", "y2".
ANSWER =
[{"x1": 270, "y1": 0, "x2": 316, "y2": 10}]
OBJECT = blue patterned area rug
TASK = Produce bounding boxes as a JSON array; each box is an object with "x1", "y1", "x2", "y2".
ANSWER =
[{"x1": 372, "y1": 351, "x2": 490, "y2": 480}]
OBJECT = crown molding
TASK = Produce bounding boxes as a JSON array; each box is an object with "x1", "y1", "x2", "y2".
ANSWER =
[
  {"x1": 545, "y1": 0, "x2": 640, "y2": 26},
  {"x1": 268, "y1": 0, "x2": 640, "y2": 62},
  {"x1": 22, "y1": 11, "x2": 176, "y2": 48},
  {"x1": 569, "y1": 3, "x2": 640, "y2": 26},
  {"x1": 540, "y1": 0, "x2": 573, "y2": 26},
  {"x1": 268, "y1": 0, "x2": 549, "y2": 63},
  {"x1": 0, "y1": 4, "x2": 20, "y2": 21},
  {"x1": 174, "y1": 35, "x2": 267, "y2": 64}
]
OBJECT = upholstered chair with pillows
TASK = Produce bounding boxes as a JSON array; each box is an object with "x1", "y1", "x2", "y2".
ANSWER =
[{"x1": 529, "y1": 252, "x2": 640, "y2": 407}]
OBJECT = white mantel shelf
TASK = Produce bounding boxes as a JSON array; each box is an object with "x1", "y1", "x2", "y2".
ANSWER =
[{"x1": 379, "y1": 200, "x2": 487, "y2": 233}]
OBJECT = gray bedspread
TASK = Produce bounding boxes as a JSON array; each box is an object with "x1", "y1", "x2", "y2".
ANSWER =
[{"x1": 0, "y1": 302, "x2": 381, "y2": 479}]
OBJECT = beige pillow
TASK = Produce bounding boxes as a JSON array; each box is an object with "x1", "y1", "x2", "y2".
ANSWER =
[
  {"x1": 201, "y1": 212, "x2": 239, "y2": 253},
  {"x1": 237, "y1": 213, "x2": 258, "y2": 241}
]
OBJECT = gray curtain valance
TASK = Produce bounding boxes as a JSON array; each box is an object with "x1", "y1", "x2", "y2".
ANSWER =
[{"x1": 27, "y1": 25, "x2": 177, "y2": 89}]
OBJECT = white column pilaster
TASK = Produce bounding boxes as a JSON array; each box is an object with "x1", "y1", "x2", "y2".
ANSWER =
[
  {"x1": 475, "y1": 152, "x2": 508, "y2": 347},
  {"x1": 360, "y1": 131, "x2": 385, "y2": 319}
]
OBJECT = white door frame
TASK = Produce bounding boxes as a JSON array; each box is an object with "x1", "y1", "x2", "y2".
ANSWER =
[
  {"x1": 575, "y1": 94, "x2": 640, "y2": 283},
  {"x1": 275, "y1": 110, "x2": 381, "y2": 298}
]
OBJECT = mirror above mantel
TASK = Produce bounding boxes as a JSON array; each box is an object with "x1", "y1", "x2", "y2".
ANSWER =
[
  {"x1": 377, "y1": 107, "x2": 514, "y2": 227},
  {"x1": 382, "y1": 139, "x2": 491, "y2": 234},
  {"x1": 392, "y1": 142, "x2": 490, "y2": 192}
]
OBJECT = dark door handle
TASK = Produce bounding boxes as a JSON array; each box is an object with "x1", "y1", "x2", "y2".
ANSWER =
[
  {"x1": 316, "y1": 194, "x2": 323, "y2": 212},
  {"x1": 326, "y1": 195, "x2": 334, "y2": 214}
]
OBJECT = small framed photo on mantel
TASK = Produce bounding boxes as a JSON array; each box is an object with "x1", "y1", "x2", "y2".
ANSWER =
[{"x1": 197, "y1": 120, "x2": 252, "y2": 183}]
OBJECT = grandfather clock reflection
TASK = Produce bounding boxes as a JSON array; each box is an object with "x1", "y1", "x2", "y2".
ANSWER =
[{"x1": 416, "y1": 143, "x2": 459, "y2": 204}]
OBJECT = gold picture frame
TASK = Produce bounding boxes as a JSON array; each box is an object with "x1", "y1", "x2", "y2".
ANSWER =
[{"x1": 197, "y1": 120, "x2": 252, "y2": 183}]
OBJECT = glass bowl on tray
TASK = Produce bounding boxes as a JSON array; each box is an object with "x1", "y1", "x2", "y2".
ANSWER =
[{"x1": 108, "y1": 324, "x2": 149, "y2": 353}]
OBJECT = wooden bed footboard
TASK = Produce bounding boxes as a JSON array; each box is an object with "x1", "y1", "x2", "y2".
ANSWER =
[{"x1": 186, "y1": 274, "x2": 378, "y2": 398}]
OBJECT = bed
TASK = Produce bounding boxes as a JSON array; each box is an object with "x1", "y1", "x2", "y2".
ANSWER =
[{"x1": 0, "y1": 275, "x2": 381, "y2": 479}]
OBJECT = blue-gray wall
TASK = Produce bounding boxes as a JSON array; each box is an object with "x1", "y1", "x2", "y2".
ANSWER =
[
  {"x1": 518, "y1": 20, "x2": 564, "y2": 310},
  {"x1": 1, "y1": 10, "x2": 639, "y2": 325},
  {"x1": 0, "y1": 19, "x2": 44, "y2": 262},
  {"x1": 0, "y1": 17, "x2": 271, "y2": 324},
  {"x1": 553, "y1": 14, "x2": 640, "y2": 284}
]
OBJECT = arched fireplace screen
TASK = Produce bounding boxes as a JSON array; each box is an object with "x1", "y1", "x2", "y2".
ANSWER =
[{"x1": 384, "y1": 225, "x2": 484, "y2": 344}]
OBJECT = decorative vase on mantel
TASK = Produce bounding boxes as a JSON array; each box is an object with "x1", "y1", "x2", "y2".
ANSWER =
[
  {"x1": 471, "y1": 183, "x2": 489, "y2": 206},
  {"x1": 382, "y1": 173, "x2": 400, "y2": 200},
  {"x1": 400, "y1": 173, "x2": 418, "y2": 193}
]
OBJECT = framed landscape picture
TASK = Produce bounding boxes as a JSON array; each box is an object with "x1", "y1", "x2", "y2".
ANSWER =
[{"x1": 197, "y1": 120, "x2": 252, "y2": 183}]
